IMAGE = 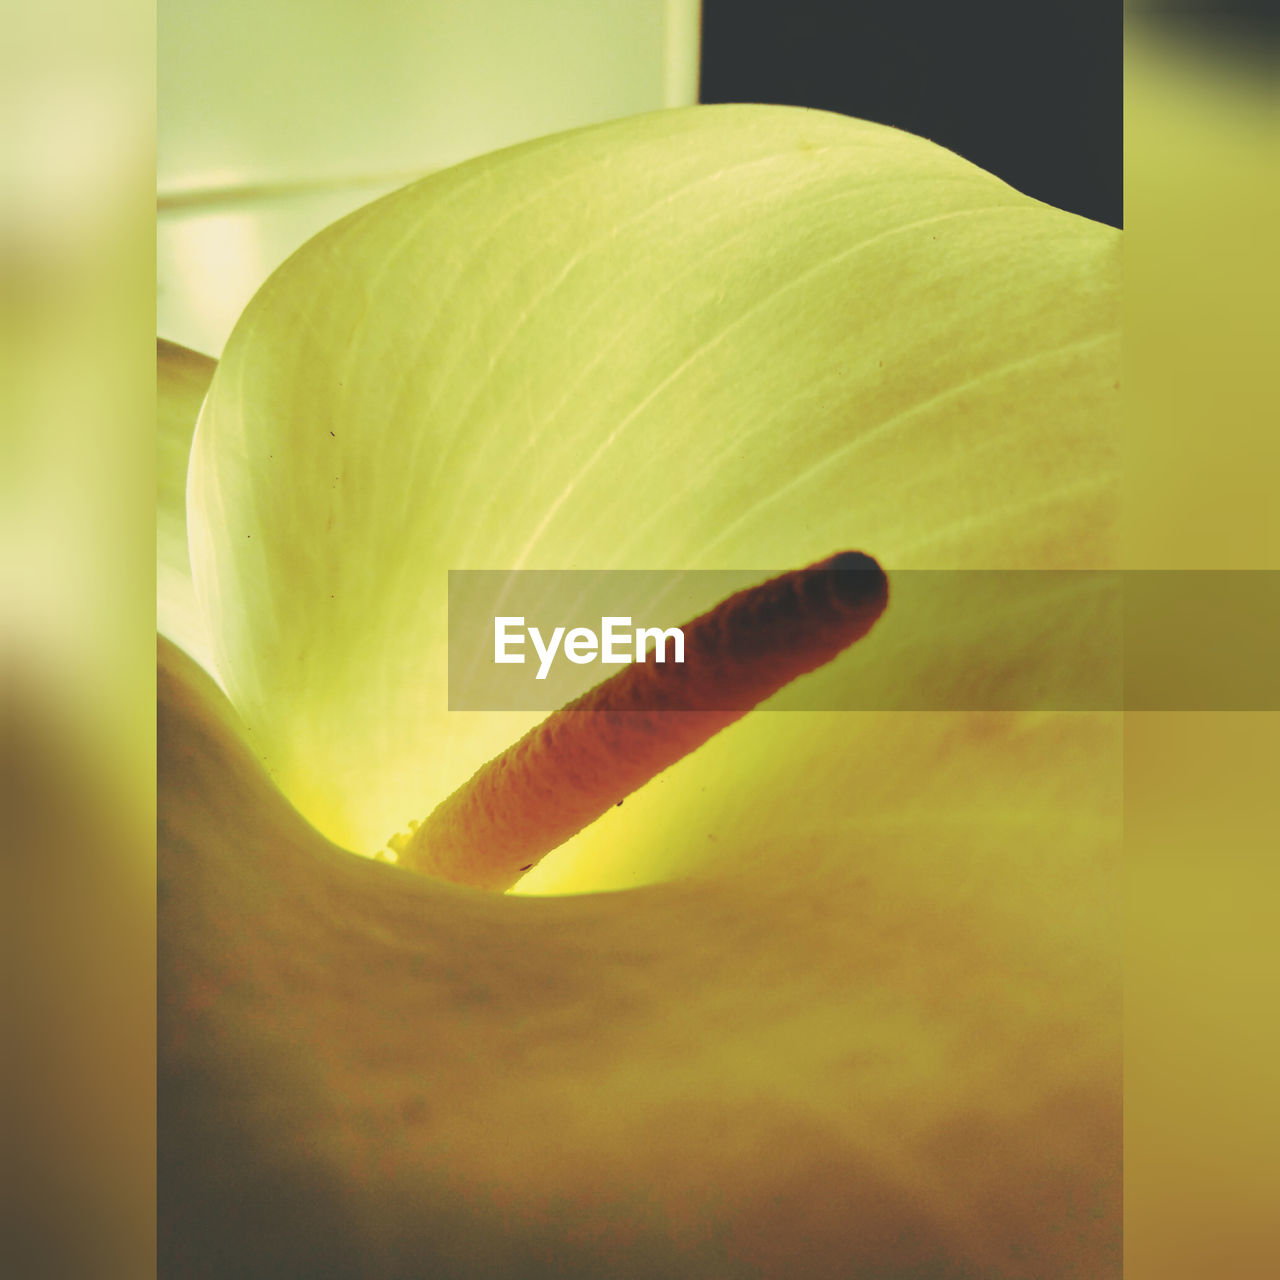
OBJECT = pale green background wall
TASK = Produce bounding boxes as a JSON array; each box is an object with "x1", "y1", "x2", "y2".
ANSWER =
[{"x1": 159, "y1": 0, "x2": 700, "y2": 354}]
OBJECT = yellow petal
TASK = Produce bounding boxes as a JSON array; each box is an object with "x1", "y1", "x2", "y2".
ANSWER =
[
  {"x1": 186, "y1": 104, "x2": 1120, "y2": 865},
  {"x1": 159, "y1": 635, "x2": 1119, "y2": 1276},
  {"x1": 157, "y1": 338, "x2": 217, "y2": 674}
]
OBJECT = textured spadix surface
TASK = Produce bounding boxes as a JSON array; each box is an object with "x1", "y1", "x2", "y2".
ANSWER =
[{"x1": 185, "y1": 104, "x2": 1120, "y2": 881}]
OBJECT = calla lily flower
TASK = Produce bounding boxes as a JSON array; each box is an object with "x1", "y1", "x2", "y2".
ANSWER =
[{"x1": 159, "y1": 105, "x2": 1121, "y2": 1277}]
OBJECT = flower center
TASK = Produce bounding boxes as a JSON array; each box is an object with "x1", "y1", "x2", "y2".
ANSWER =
[{"x1": 392, "y1": 552, "x2": 887, "y2": 891}]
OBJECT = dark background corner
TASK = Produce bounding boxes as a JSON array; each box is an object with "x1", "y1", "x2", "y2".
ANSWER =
[{"x1": 700, "y1": 0, "x2": 1122, "y2": 228}]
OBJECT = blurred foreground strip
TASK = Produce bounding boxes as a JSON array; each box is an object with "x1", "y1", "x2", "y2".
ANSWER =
[
  {"x1": 2, "y1": 667, "x2": 153, "y2": 1279},
  {"x1": 1126, "y1": 13, "x2": 1279, "y2": 1280},
  {"x1": 2, "y1": 4, "x2": 154, "y2": 1275}
]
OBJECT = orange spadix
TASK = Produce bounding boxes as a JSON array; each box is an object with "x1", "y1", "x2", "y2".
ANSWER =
[{"x1": 398, "y1": 551, "x2": 888, "y2": 891}]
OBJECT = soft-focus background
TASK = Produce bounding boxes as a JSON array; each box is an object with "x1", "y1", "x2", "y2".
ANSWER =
[
  {"x1": 701, "y1": 0, "x2": 1121, "y2": 228},
  {"x1": 158, "y1": 0, "x2": 701, "y2": 354},
  {"x1": 159, "y1": 0, "x2": 1122, "y2": 358},
  {"x1": 2, "y1": 2, "x2": 1275, "y2": 1276}
]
